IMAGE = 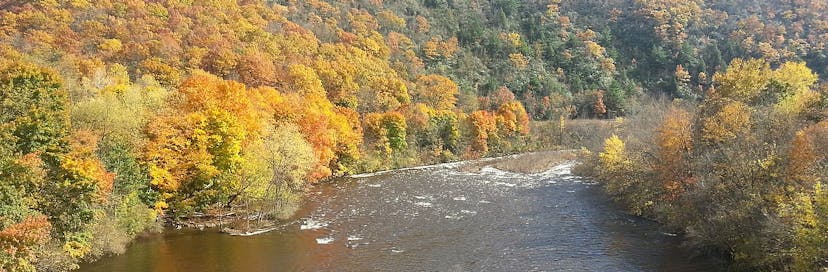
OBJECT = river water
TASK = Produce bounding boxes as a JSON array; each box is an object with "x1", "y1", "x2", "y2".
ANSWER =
[{"x1": 80, "y1": 161, "x2": 722, "y2": 271}]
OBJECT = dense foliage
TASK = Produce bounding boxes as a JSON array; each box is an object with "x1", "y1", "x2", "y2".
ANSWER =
[
  {"x1": 581, "y1": 59, "x2": 827, "y2": 271},
  {"x1": 0, "y1": 1, "x2": 535, "y2": 270},
  {"x1": 1, "y1": 0, "x2": 828, "y2": 270}
]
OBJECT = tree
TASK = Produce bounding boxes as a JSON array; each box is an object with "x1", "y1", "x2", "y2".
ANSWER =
[
  {"x1": 701, "y1": 100, "x2": 751, "y2": 143},
  {"x1": 593, "y1": 90, "x2": 608, "y2": 118},
  {"x1": 712, "y1": 59, "x2": 772, "y2": 102},
  {"x1": 363, "y1": 111, "x2": 408, "y2": 155},
  {"x1": 414, "y1": 75, "x2": 458, "y2": 110},
  {"x1": 786, "y1": 130, "x2": 818, "y2": 189},
  {"x1": 0, "y1": 58, "x2": 105, "y2": 245},
  {"x1": 71, "y1": 74, "x2": 169, "y2": 199},
  {"x1": 42, "y1": 130, "x2": 115, "y2": 235},
  {"x1": 144, "y1": 73, "x2": 255, "y2": 214},
  {"x1": 485, "y1": 86, "x2": 516, "y2": 111},
  {"x1": 598, "y1": 134, "x2": 628, "y2": 175},
  {"x1": 656, "y1": 107, "x2": 694, "y2": 199},
  {"x1": 0, "y1": 59, "x2": 68, "y2": 154},
  {"x1": 237, "y1": 48, "x2": 278, "y2": 87},
  {"x1": 467, "y1": 110, "x2": 498, "y2": 154},
  {"x1": 0, "y1": 139, "x2": 51, "y2": 272},
  {"x1": 634, "y1": 0, "x2": 703, "y2": 49},
  {"x1": 674, "y1": 64, "x2": 695, "y2": 99},
  {"x1": 0, "y1": 215, "x2": 51, "y2": 272},
  {"x1": 275, "y1": 89, "x2": 362, "y2": 180},
  {"x1": 772, "y1": 62, "x2": 820, "y2": 116},
  {"x1": 144, "y1": 111, "x2": 240, "y2": 214},
  {"x1": 496, "y1": 101, "x2": 530, "y2": 136},
  {"x1": 235, "y1": 123, "x2": 316, "y2": 217},
  {"x1": 789, "y1": 182, "x2": 828, "y2": 272},
  {"x1": 432, "y1": 111, "x2": 461, "y2": 155}
]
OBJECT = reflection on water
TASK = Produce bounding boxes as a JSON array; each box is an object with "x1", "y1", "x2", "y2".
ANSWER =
[{"x1": 80, "y1": 162, "x2": 723, "y2": 272}]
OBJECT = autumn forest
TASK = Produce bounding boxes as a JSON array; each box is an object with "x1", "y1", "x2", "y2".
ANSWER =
[{"x1": 0, "y1": 0, "x2": 827, "y2": 271}]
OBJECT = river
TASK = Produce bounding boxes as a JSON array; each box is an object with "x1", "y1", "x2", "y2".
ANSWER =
[{"x1": 80, "y1": 160, "x2": 722, "y2": 271}]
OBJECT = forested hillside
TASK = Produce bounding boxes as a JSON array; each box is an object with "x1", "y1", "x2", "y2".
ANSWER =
[{"x1": 0, "y1": 0, "x2": 826, "y2": 271}]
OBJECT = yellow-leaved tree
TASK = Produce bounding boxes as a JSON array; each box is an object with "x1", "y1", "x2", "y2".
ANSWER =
[
  {"x1": 701, "y1": 101, "x2": 751, "y2": 143},
  {"x1": 598, "y1": 134, "x2": 629, "y2": 176},
  {"x1": 144, "y1": 72, "x2": 255, "y2": 215},
  {"x1": 712, "y1": 58, "x2": 772, "y2": 102},
  {"x1": 772, "y1": 62, "x2": 821, "y2": 116}
]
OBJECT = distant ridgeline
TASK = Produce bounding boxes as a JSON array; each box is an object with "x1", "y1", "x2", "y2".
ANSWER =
[{"x1": 0, "y1": 0, "x2": 827, "y2": 271}]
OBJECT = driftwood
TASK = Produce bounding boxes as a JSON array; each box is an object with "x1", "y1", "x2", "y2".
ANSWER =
[{"x1": 221, "y1": 226, "x2": 280, "y2": 236}]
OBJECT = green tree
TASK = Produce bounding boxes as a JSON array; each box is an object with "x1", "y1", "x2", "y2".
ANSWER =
[{"x1": 0, "y1": 60, "x2": 68, "y2": 154}]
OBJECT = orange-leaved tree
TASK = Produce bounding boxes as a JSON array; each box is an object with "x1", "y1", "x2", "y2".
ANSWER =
[
  {"x1": 414, "y1": 74, "x2": 459, "y2": 111},
  {"x1": 656, "y1": 106, "x2": 694, "y2": 200},
  {"x1": 467, "y1": 110, "x2": 498, "y2": 155}
]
